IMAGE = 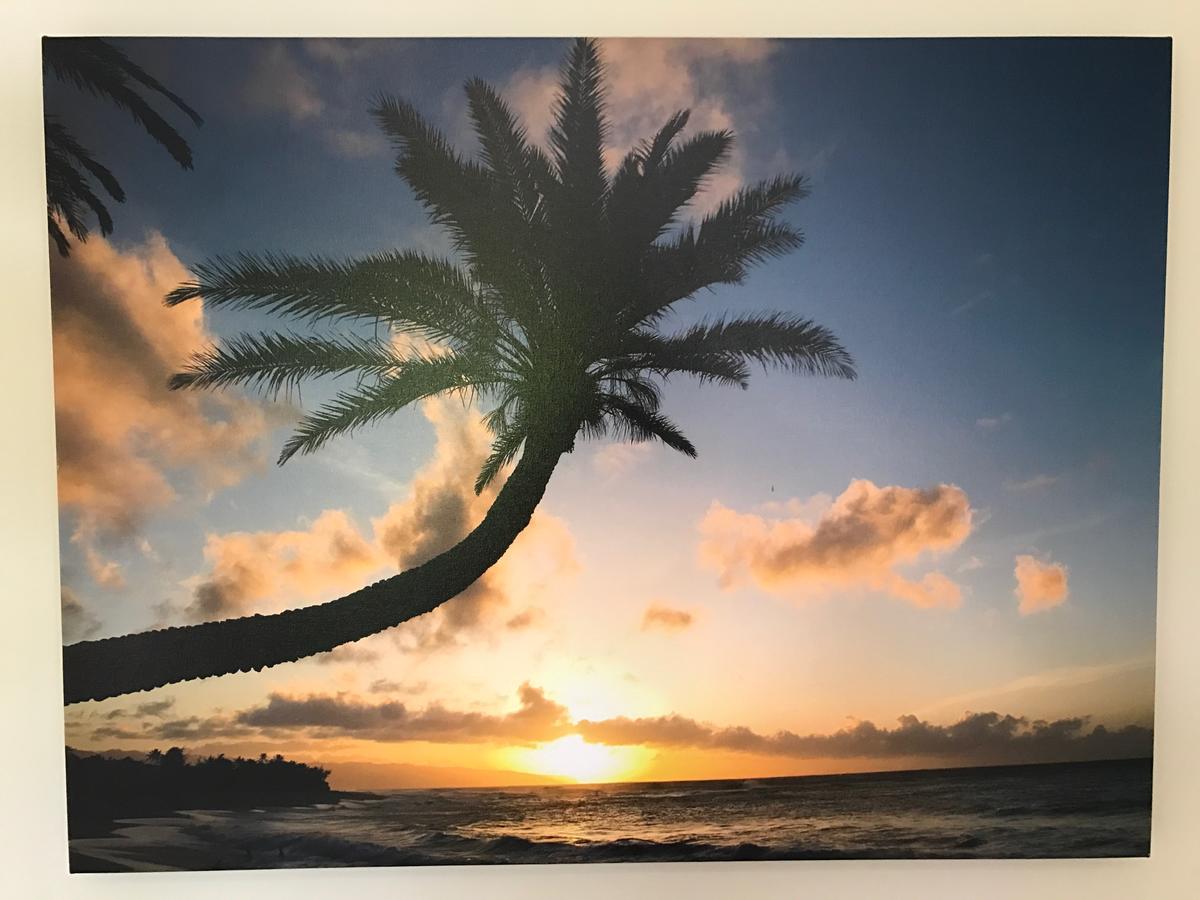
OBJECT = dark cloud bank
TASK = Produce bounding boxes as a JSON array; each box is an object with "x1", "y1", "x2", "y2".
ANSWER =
[{"x1": 90, "y1": 684, "x2": 1151, "y2": 768}]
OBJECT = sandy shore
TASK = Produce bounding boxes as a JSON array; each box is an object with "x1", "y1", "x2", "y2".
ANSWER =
[{"x1": 70, "y1": 816, "x2": 327, "y2": 872}]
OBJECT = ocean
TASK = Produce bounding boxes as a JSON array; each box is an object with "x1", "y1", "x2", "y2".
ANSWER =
[{"x1": 69, "y1": 758, "x2": 1152, "y2": 870}]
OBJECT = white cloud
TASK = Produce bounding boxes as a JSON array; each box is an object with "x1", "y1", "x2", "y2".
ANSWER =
[
  {"x1": 244, "y1": 42, "x2": 325, "y2": 122},
  {"x1": 592, "y1": 442, "x2": 652, "y2": 478},
  {"x1": 976, "y1": 412, "x2": 1013, "y2": 431},
  {"x1": 324, "y1": 127, "x2": 389, "y2": 159},
  {"x1": 1006, "y1": 473, "x2": 1059, "y2": 492}
]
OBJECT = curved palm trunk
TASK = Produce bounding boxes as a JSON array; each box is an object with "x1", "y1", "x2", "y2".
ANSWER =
[{"x1": 62, "y1": 433, "x2": 570, "y2": 705}]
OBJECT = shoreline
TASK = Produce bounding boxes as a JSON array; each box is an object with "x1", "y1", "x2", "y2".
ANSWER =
[{"x1": 69, "y1": 791, "x2": 384, "y2": 872}]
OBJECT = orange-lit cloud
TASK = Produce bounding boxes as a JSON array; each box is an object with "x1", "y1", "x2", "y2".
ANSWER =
[
  {"x1": 368, "y1": 679, "x2": 428, "y2": 695},
  {"x1": 186, "y1": 509, "x2": 383, "y2": 622},
  {"x1": 180, "y1": 398, "x2": 577, "y2": 645},
  {"x1": 505, "y1": 608, "x2": 546, "y2": 631},
  {"x1": 699, "y1": 480, "x2": 973, "y2": 609},
  {"x1": 641, "y1": 604, "x2": 695, "y2": 632},
  {"x1": 1014, "y1": 554, "x2": 1070, "y2": 615},
  {"x1": 50, "y1": 234, "x2": 280, "y2": 577},
  {"x1": 370, "y1": 398, "x2": 578, "y2": 650}
]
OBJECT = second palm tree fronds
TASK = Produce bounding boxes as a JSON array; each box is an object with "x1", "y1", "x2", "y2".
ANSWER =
[
  {"x1": 62, "y1": 38, "x2": 855, "y2": 705},
  {"x1": 44, "y1": 37, "x2": 203, "y2": 256}
]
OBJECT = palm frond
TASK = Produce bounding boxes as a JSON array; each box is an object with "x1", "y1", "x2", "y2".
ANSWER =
[
  {"x1": 166, "y1": 251, "x2": 505, "y2": 350},
  {"x1": 169, "y1": 332, "x2": 414, "y2": 395},
  {"x1": 45, "y1": 118, "x2": 125, "y2": 202},
  {"x1": 625, "y1": 177, "x2": 809, "y2": 326},
  {"x1": 371, "y1": 94, "x2": 546, "y2": 332},
  {"x1": 475, "y1": 425, "x2": 528, "y2": 494},
  {"x1": 548, "y1": 38, "x2": 608, "y2": 205},
  {"x1": 642, "y1": 313, "x2": 857, "y2": 381},
  {"x1": 85, "y1": 38, "x2": 203, "y2": 126},
  {"x1": 278, "y1": 353, "x2": 496, "y2": 464},
  {"x1": 600, "y1": 394, "x2": 697, "y2": 457},
  {"x1": 602, "y1": 336, "x2": 751, "y2": 388},
  {"x1": 48, "y1": 215, "x2": 71, "y2": 256},
  {"x1": 643, "y1": 109, "x2": 692, "y2": 171},
  {"x1": 606, "y1": 374, "x2": 663, "y2": 412},
  {"x1": 465, "y1": 78, "x2": 542, "y2": 219},
  {"x1": 44, "y1": 37, "x2": 201, "y2": 169},
  {"x1": 372, "y1": 93, "x2": 493, "y2": 240},
  {"x1": 610, "y1": 121, "x2": 735, "y2": 250},
  {"x1": 45, "y1": 143, "x2": 114, "y2": 237},
  {"x1": 706, "y1": 173, "x2": 811, "y2": 226}
]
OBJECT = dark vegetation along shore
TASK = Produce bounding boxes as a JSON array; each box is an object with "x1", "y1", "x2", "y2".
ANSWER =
[{"x1": 66, "y1": 746, "x2": 373, "y2": 843}]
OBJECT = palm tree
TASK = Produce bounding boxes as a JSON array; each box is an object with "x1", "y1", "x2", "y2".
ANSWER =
[
  {"x1": 43, "y1": 37, "x2": 203, "y2": 256},
  {"x1": 61, "y1": 39, "x2": 855, "y2": 705}
]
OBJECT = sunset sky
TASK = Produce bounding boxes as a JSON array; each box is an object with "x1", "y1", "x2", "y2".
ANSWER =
[{"x1": 51, "y1": 38, "x2": 1169, "y2": 788}]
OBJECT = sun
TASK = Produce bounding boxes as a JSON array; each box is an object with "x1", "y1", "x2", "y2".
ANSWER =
[{"x1": 511, "y1": 735, "x2": 647, "y2": 784}]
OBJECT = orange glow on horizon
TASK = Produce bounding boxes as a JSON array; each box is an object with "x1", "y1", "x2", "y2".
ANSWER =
[{"x1": 505, "y1": 735, "x2": 651, "y2": 784}]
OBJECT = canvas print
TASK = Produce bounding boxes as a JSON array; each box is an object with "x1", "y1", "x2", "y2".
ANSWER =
[{"x1": 47, "y1": 36, "x2": 1169, "y2": 870}]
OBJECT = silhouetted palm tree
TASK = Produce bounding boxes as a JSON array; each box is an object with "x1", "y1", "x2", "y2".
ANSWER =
[
  {"x1": 43, "y1": 37, "x2": 202, "y2": 256},
  {"x1": 62, "y1": 39, "x2": 855, "y2": 704}
]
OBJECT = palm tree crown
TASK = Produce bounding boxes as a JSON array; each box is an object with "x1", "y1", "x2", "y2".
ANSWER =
[
  {"x1": 167, "y1": 38, "x2": 854, "y2": 490},
  {"x1": 62, "y1": 38, "x2": 859, "y2": 706}
]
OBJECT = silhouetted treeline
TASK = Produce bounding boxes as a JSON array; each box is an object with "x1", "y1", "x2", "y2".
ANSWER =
[{"x1": 66, "y1": 747, "x2": 332, "y2": 838}]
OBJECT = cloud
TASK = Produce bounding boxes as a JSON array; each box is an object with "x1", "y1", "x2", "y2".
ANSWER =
[
  {"x1": 301, "y1": 39, "x2": 379, "y2": 70},
  {"x1": 503, "y1": 39, "x2": 779, "y2": 214},
  {"x1": 505, "y1": 608, "x2": 546, "y2": 630},
  {"x1": 1007, "y1": 474, "x2": 1059, "y2": 492},
  {"x1": 50, "y1": 234, "x2": 279, "y2": 577},
  {"x1": 77, "y1": 538, "x2": 125, "y2": 589},
  {"x1": 368, "y1": 679, "x2": 427, "y2": 695},
  {"x1": 101, "y1": 683, "x2": 1151, "y2": 769},
  {"x1": 242, "y1": 41, "x2": 390, "y2": 160},
  {"x1": 369, "y1": 398, "x2": 575, "y2": 649},
  {"x1": 592, "y1": 442, "x2": 652, "y2": 478},
  {"x1": 575, "y1": 710, "x2": 1152, "y2": 766},
  {"x1": 313, "y1": 639, "x2": 384, "y2": 667},
  {"x1": 234, "y1": 682, "x2": 571, "y2": 745},
  {"x1": 976, "y1": 412, "x2": 1013, "y2": 431},
  {"x1": 324, "y1": 127, "x2": 389, "y2": 159},
  {"x1": 699, "y1": 480, "x2": 973, "y2": 609},
  {"x1": 179, "y1": 399, "x2": 576, "y2": 646},
  {"x1": 184, "y1": 509, "x2": 384, "y2": 622},
  {"x1": 917, "y1": 656, "x2": 1154, "y2": 723},
  {"x1": 244, "y1": 42, "x2": 325, "y2": 121},
  {"x1": 1014, "y1": 554, "x2": 1070, "y2": 615},
  {"x1": 135, "y1": 698, "x2": 175, "y2": 718},
  {"x1": 61, "y1": 587, "x2": 100, "y2": 643},
  {"x1": 641, "y1": 604, "x2": 695, "y2": 632},
  {"x1": 952, "y1": 288, "x2": 995, "y2": 317},
  {"x1": 91, "y1": 715, "x2": 254, "y2": 744}
]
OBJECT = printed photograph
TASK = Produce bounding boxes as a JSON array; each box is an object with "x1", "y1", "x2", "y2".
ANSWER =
[{"x1": 46, "y1": 36, "x2": 1169, "y2": 869}]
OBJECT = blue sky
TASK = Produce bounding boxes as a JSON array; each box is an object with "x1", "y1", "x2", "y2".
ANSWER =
[{"x1": 50, "y1": 37, "x2": 1170, "y2": 782}]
